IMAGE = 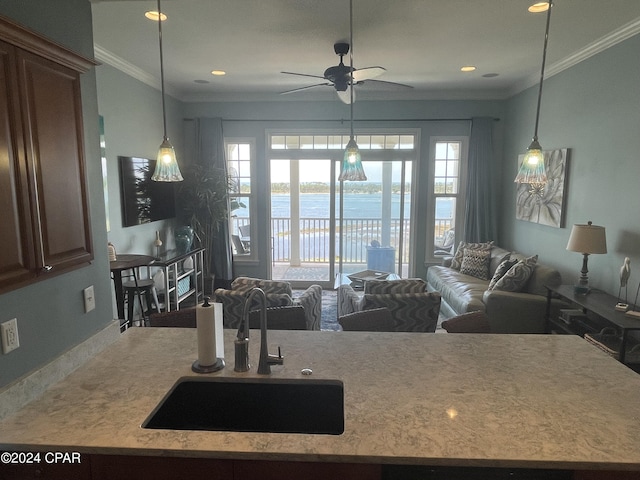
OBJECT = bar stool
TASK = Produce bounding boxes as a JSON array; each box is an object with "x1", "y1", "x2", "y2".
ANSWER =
[{"x1": 123, "y1": 267, "x2": 160, "y2": 327}]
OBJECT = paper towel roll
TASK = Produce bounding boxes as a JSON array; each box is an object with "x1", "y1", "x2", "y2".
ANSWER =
[
  {"x1": 214, "y1": 302, "x2": 224, "y2": 359},
  {"x1": 196, "y1": 298, "x2": 217, "y2": 366}
]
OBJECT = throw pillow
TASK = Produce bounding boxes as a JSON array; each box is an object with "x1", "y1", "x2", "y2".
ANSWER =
[
  {"x1": 493, "y1": 255, "x2": 538, "y2": 292},
  {"x1": 450, "y1": 241, "x2": 494, "y2": 270},
  {"x1": 441, "y1": 311, "x2": 491, "y2": 333},
  {"x1": 488, "y1": 255, "x2": 518, "y2": 290},
  {"x1": 459, "y1": 247, "x2": 491, "y2": 280}
]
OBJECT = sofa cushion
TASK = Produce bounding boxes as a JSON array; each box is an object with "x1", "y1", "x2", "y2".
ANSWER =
[
  {"x1": 441, "y1": 311, "x2": 491, "y2": 333},
  {"x1": 489, "y1": 247, "x2": 512, "y2": 276},
  {"x1": 426, "y1": 265, "x2": 487, "y2": 314},
  {"x1": 450, "y1": 241, "x2": 493, "y2": 270},
  {"x1": 488, "y1": 255, "x2": 518, "y2": 290},
  {"x1": 460, "y1": 247, "x2": 491, "y2": 280},
  {"x1": 364, "y1": 278, "x2": 427, "y2": 294},
  {"x1": 493, "y1": 255, "x2": 538, "y2": 292}
]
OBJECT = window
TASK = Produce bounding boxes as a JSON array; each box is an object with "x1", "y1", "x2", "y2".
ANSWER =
[
  {"x1": 226, "y1": 140, "x2": 253, "y2": 257},
  {"x1": 429, "y1": 138, "x2": 466, "y2": 259}
]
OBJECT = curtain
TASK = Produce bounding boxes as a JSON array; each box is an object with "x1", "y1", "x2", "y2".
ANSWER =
[
  {"x1": 192, "y1": 117, "x2": 233, "y2": 288},
  {"x1": 464, "y1": 117, "x2": 497, "y2": 243}
]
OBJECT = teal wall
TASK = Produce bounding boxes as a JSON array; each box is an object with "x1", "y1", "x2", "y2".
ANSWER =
[
  {"x1": 0, "y1": 0, "x2": 113, "y2": 388},
  {"x1": 96, "y1": 64, "x2": 183, "y2": 256},
  {"x1": 502, "y1": 34, "x2": 640, "y2": 298}
]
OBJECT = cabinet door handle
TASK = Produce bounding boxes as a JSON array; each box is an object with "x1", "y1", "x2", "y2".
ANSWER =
[{"x1": 42, "y1": 265, "x2": 53, "y2": 272}]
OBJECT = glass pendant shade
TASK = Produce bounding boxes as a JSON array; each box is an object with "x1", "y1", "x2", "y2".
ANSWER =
[
  {"x1": 152, "y1": 137, "x2": 184, "y2": 182},
  {"x1": 514, "y1": 137, "x2": 547, "y2": 184},
  {"x1": 339, "y1": 137, "x2": 367, "y2": 181}
]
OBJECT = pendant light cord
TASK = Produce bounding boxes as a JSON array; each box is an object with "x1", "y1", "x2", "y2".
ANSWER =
[
  {"x1": 349, "y1": 0, "x2": 354, "y2": 138},
  {"x1": 157, "y1": 0, "x2": 168, "y2": 139},
  {"x1": 533, "y1": 0, "x2": 553, "y2": 139}
]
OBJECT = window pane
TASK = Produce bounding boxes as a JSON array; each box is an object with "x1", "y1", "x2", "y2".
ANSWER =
[
  {"x1": 300, "y1": 135, "x2": 314, "y2": 149},
  {"x1": 370, "y1": 135, "x2": 385, "y2": 149},
  {"x1": 399, "y1": 135, "x2": 414, "y2": 149},
  {"x1": 313, "y1": 135, "x2": 328, "y2": 149},
  {"x1": 285, "y1": 136, "x2": 300, "y2": 149},
  {"x1": 328, "y1": 135, "x2": 343, "y2": 149},
  {"x1": 238, "y1": 143, "x2": 251, "y2": 159},
  {"x1": 435, "y1": 142, "x2": 448, "y2": 160},
  {"x1": 271, "y1": 136, "x2": 285, "y2": 150},
  {"x1": 434, "y1": 197, "x2": 456, "y2": 256},
  {"x1": 447, "y1": 142, "x2": 460, "y2": 159},
  {"x1": 385, "y1": 135, "x2": 400, "y2": 149}
]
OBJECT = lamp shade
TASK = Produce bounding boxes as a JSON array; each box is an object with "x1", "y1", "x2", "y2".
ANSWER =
[
  {"x1": 566, "y1": 221, "x2": 607, "y2": 254},
  {"x1": 339, "y1": 137, "x2": 367, "y2": 181},
  {"x1": 152, "y1": 137, "x2": 183, "y2": 182}
]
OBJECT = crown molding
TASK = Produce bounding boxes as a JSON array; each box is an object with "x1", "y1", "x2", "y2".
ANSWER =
[
  {"x1": 509, "y1": 17, "x2": 640, "y2": 97},
  {"x1": 94, "y1": 43, "x2": 180, "y2": 98}
]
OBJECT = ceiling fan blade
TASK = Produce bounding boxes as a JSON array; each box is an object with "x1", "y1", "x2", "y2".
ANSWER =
[
  {"x1": 280, "y1": 83, "x2": 332, "y2": 95},
  {"x1": 336, "y1": 85, "x2": 355, "y2": 104},
  {"x1": 352, "y1": 66, "x2": 386, "y2": 82},
  {"x1": 364, "y1": 78, "x2": 414, "y2": 89},
  {"x1": 281, "y1": 71, "x2": 327, "y2": 80}
]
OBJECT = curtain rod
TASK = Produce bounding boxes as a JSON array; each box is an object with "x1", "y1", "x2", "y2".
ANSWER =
[{"x1": 184, "y1": 117, "x2": 499, "y2": 123}]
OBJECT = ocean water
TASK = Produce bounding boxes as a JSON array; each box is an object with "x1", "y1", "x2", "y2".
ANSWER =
[{"x1": 270, "y1": 193, "x2": 452, "y2": 218}]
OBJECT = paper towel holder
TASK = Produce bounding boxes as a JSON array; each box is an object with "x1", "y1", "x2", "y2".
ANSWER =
[
  {"x1": 192, "y1": 296, "x2": 225, "y2": 374},
  {"x1": 192, "y1": 357, "x2": 225, "y2": 374}
]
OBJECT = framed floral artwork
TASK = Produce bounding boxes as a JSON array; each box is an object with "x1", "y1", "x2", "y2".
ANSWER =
[{"x1": 516, "y1": 148, "x2": 569, "y2": 228}]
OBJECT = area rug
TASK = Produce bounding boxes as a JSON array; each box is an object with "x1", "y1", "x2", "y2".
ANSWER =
[{"x1": 293, "y1": 289, "x2": 339, "y2": 331}]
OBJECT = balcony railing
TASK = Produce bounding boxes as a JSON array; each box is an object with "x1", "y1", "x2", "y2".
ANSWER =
[{"x1": 233, "y1": 217, "x2": 454, "y2": 262}]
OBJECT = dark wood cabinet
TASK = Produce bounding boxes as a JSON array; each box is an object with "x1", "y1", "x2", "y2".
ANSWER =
[{"x1": 0, "y1": 17, "x2": 95, "y2": 294}]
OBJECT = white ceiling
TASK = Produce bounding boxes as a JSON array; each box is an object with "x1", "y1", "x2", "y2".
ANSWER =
[{"x1": 90, "y1": 0, "x2": 640, "y2": 103}]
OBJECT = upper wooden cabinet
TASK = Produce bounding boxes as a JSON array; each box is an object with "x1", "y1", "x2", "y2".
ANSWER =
[{"x1": 0, "y1": 16, "x2": 96, "y2": 294}]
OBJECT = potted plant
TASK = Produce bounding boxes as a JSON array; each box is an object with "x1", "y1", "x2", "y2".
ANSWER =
[{"x1": 177, "y1": 164, "x2": 231, "y2": 289}]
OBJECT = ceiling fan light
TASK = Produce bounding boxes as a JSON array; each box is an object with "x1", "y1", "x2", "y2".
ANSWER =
[{"x1": 339, "y1": 137, "x2": 367, "y2": 181}]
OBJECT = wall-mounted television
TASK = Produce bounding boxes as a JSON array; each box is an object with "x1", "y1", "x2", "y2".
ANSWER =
[{"x1": 118, "y1": 156, "x2": 176, "y2": 227}]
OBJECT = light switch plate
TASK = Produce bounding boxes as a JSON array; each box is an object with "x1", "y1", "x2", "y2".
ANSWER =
[
  {"x1": 1, "y1": 318, "x2": 20, "y2": 354},
  {"x1": 83, "y1": 285, "x2": 95, "y2": 313}
]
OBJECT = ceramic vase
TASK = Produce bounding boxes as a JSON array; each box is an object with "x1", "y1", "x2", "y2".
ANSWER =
[{"x1": 174, "y1": 226, "x2": 194, "y2": 255}]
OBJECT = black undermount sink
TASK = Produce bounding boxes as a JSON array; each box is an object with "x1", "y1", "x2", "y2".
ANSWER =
[{"x1": 142, "y1": 376, "x2": 344, "y2": 435}]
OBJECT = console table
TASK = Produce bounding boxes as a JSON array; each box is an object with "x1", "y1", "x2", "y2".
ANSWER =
[
  {"x1": 152, "y1": 248, "x2": 205, "y2": 312},
  {"x1": 545, "y1": 284, "x2": 640, "y2": 369}
]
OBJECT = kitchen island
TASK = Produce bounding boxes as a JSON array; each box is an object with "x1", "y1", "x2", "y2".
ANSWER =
[{"x1": 1, "y1": 328, "x2": 640, "y2": 479}]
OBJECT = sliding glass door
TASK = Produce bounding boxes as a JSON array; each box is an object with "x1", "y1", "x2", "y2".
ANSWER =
[{"x1": 268, "y1": 133, "x2": 416, "y2": 288}]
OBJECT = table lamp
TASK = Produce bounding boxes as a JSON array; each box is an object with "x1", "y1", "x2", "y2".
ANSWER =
[{"x1": 566, "y1": 221, "x2": 607, "y2": 294}]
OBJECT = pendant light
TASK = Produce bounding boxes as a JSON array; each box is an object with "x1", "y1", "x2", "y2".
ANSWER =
[
  {"x1": 338, "y1": 0, "x2": 366, "y2": 182},
  {"x1": 151, "y1": 0, "x2": 183, "y2": 182},
  {"x1": 514, "y1": 0, "x2": 553, "y2": 186}
]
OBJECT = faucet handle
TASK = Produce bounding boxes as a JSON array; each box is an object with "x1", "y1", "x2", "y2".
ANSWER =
[{"x1": 266, "y1": 346, "x2": 283, "y2": 366}]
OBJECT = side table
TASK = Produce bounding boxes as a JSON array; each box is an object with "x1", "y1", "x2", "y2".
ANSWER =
[{"x1": 545, "y1": 284, "x2": 640, "y2": 369}]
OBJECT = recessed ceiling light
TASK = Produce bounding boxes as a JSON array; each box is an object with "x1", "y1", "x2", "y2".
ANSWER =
[
  {"x1": 460, "y1": 66, "x2": 476, "y2": 72},
  {"x1": 528, "y1": 2, "x2": 549, "y2": 13},
  {"x1": 145, "y1": 10, "x2": 167, "y2": 21},
  {"x1": 211, "y1": 70, "x2": 226, "y2": 76}
]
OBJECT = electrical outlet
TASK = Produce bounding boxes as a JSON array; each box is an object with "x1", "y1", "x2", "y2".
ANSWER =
[
  {"x1": 1, "y1": 318, "x2": 20, "y2": 354},
  {"x1": 83, "y1": 285, "x2": 95, "y2": 313}
]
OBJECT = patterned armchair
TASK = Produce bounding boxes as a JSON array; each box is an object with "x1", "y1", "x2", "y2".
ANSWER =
[
  {"x1": 338, "y1": 278, "x2": 441, "y2": 332},
  {"x1": 213, "y1": 277, "x2": 322, "y2": 330}
]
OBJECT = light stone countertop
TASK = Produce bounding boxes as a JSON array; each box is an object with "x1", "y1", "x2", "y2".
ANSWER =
[{"x1": 1, "y1": 328, "x2": 640, "y2": 471}]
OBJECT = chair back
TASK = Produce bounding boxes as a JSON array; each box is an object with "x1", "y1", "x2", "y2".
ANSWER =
[
  {"x1": 339, "y1": 308, "x2": 394, "y2": 332},
  {"x1": 148, "y1": 308, "x2": 196, "y2": 328},
  {"x1": 248, "y1": 305, "x2": 307, "y2": 330}
]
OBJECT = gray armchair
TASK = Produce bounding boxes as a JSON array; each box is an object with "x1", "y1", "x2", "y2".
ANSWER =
[
  {"x1": 214, "y1": 277, "x2": 321, "y2": 330},
  {"x1": 338, "y1": 278, "x2": 441, "y2": 332}
]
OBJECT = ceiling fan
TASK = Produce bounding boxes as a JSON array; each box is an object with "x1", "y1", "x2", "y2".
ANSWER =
[{"x1": 280, "y1": 42, "x2": 412, "y2": 104}]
